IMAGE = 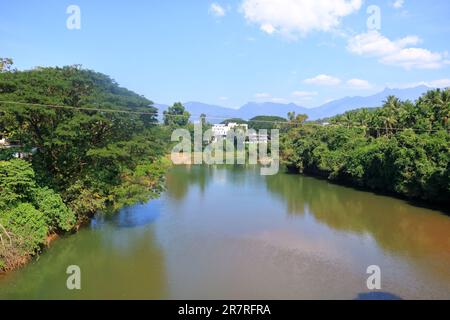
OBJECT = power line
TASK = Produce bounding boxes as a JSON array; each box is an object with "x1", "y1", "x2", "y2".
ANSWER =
[
  {"x1": 306, "y1": 123, "x2": 449, "y2": 133},
  {"x1": 0, "y1": 100, "x2": 448, "y2": 133},
  {"x1": 0, "y1": 100, "x2": 291, "y2": 124},
  {"x1": 0, "y1": 100, "x2": 157, "y2": 115}
]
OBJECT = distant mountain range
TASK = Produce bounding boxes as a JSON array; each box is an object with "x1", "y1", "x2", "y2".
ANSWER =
[{"x1": 155, "y1": 85, "x2": 433, "y2": 123}]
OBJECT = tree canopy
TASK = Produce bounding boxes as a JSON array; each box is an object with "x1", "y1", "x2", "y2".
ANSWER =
[
  {"x1": 163, "y1": 102, "x2": 190, "y2": 127},
  {"x1": 281, "y1": 89, "x2": 450, "y2": 205},
  {"x1": 0, "y1": 64, "x2": 170, "y2": 271},
  {"x1": 220, "y1": 118, "x2": 248, "y2": 125},
  {"x1": 248, "y1": 115, "x2": 287, "y2": 130}
]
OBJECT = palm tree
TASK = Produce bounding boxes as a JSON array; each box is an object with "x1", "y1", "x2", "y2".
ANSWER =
[
  {"x1": 420, "y1": 89, "x2": 448, "y2": 130},
  {"x1": 383, "y1": 95, "x2": 401, "y2": 114},
  {"x1": 382, "y1": 96, "x2": 402, "y2": 134},
  {"x1": 356, "y1": 108, "x2": 372, "y2": 136},
  {"x1": 434, "y1": 89, "x2": 450, "y2": 128}
]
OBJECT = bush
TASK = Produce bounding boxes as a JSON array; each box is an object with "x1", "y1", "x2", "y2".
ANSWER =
[
  {"x1": 0, "y1": 159, "x2": 36, "y2": 210},
  {"x1": 1, "y1": 203, "x2": 48, "y2": 253},
  {"x1": 34, "y1": 187, "x2": 76, "y2": 232}
]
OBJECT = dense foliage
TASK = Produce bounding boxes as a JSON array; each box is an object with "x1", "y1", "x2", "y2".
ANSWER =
[
  {"x1": 221, "y1": 118, "x2": 248, "y2": 125},
  {"x1": 248, "y1": 116, "x2": 287, "y2": 131},
  {"x1": 281, "y1": 91, "x2": 450, "y2": 205},
  {"x1": 163, "y1": 102, "x2": 191, "y2": 128},
  {"x1": 220, "y1": 116, "x2": 287, "y2": 131},
  {"x1": 0, "y1": 64, "x2": 170, "y2": 271}
]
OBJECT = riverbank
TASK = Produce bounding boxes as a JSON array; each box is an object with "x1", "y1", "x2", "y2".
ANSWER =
[
  {"x1": 170, "y1": 151, "x2": 276, "y2": 165},
  {"x1": 0, "y1": 157, "x2": 171, "y2": 274}
]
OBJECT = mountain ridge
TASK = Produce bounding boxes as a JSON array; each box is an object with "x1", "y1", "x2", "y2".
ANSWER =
[{"x1": 155, "y1": 85, "x2": 436, "y2": 123}]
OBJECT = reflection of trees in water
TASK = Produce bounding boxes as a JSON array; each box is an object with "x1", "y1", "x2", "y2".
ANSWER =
[
  {"x1": 0, "y1": 225, "x2": 168, "y2": 299},
  {"x1": 93, "y1": 225, "x2": 168, "y2": 299},
  {"x1": 265, "y1": 173, "x2": 450, "y2": 277},
  {"x1": 165, "y1": 165, "x2": 260, "y2": 201},
  {"x1": 165, "y1": 165, "x2": 210, "y2": 201}
]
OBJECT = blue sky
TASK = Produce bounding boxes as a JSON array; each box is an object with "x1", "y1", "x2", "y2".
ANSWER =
[{"x1": 1, "y1": 0, "x2": 449, "y2": 108}]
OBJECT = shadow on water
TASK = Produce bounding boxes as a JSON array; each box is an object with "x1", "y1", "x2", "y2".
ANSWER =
[
  {"x1": 290, "y1": 170, "x2": 450, "y2": 216},
  {"x1": 92, "y1": 199, "x2": 164, "y2": 229},
  {"x1": 355, "y1": 292, "x2": 402, "y2": 300}
]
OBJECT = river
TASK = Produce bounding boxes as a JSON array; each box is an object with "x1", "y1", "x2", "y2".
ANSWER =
[{"x1": 0, "y1": 165, "x2": 449, "y2": 299}]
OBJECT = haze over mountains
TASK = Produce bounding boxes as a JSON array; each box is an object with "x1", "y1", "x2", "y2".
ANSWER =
[{"x1": 155, "y1": 85, "x2": 433, "y2": 123}]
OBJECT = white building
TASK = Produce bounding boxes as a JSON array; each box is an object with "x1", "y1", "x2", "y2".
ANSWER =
[
  {"x1": 228, "y1": 122, "x2": 248, "y2": 132},
  {"x1": 212, "y1": 124, "x2": 230, "y2": 137},
  {"x1": 211, "y1": 123, "x2": 271, "y2": 144},
  {"x1": 211, "y1": 123, "x2": 248, "y2": 141},
  {"x1": 247, "y1": 132, "x2": 268, "y2": 144}
]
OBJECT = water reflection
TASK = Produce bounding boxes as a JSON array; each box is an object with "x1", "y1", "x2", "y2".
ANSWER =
[
  {"x1": 165, "y1": 165, "x2": 211, "y2": 200},
  {"x1": 1, "y1": 165, "x2": 449, "y2": 299},
  {"x1": 161, "y1": 165, "x2": 450, "y2": 298},
  {"x1": 164, "y1": 164, "x2": 450, "y2": 275},
  {"x1": 0, "y1": 217, "x2": 168, "y2": 299},
  {"x1": 265, "y1": 172, "x2": 450, "y2": 278},
  {"x1": 92, "y1": 200, "x2": 163, "y2": 229},
  {"x1": 165, "y1": 165, "x2": 258, "y2": 201}
]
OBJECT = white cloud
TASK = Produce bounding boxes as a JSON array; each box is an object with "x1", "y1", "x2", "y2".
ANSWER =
[
  {"x1": 260, "y1": 23, "x2": 276, "y2": 34},
  {"x1": 254, "y1": 92, "x2": 271, "y2": 99},
  {"x1": 381, "y1": 48, "x2": 447, "y2": 70},
  {"x1": 240, "y1": 0, "x2": 362, "y2": 38},
  {"x1": 304, "y1": 74, "x2": 341, "y2": 86},
  {"x1": 271, "y1": 97, "x2": 289, "y2": 103},
  {"x1": 346, "y1": 78, "x2": 372, "y2": 89},
  {"x1": 210, "y1": 3, "x2": 226, "y2": 17},
  {"x1": 292, "y1": 91, "x2": 318, "y2": 98},
  {"x1": 427, "y1": 79, "x2": 450, "y2": 88},
  {"x1": 219, "y1": 96, "x2": 229, "y2": 101},
  {"x1": 392, "y1": 0, "x2": 404, "y2": 9},
  {"x1": 347, "y1": 31, "x2": 420, "y2": 57},
  {"x1": 347, "y1": 30, "x2": 449, "y2": 69},
  {"x1": 392, "y1": 78, "x2": 450, "y2": 89}
]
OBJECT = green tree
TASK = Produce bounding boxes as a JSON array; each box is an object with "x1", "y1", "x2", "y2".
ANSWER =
[
  {"x1": 280, "y1": 88, "x2": 450, "y2": 205},
  {"x1": 34, "y1": 187, "x2": 75, "y2": 232},
  {"x1": 1, "y1": 203, "x2": 48, "y2": 253},
  {"x1": 0, "y1": 159, "x2": 36, "y2": 210},
  {"x1": 221, "y1": 118, "x2": 248, "y2": 125},
  {"x1": 0, "y1": 66, "x2": 170, "y2": 271},
  {"x1": 163, "y1": 102, "x2": 190, "y2": 127},
  {"x1": 248, "y1": 115, "x2": 287, "y2": 130}
]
